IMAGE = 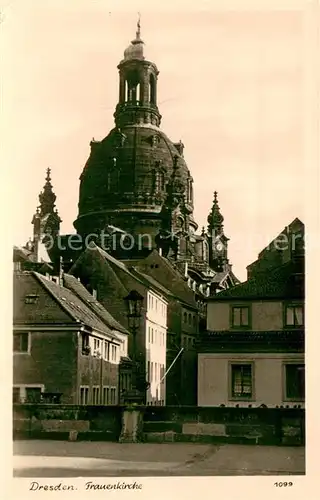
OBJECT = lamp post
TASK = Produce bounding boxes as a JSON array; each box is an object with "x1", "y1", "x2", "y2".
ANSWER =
[{"x1": 123, "y1": 290, "x2": 144, "y2": 404}]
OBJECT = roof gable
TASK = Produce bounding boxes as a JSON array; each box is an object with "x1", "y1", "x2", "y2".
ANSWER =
[
  {"x1": 63, "y1": 273, "x2": 129, "y2": 335},
  {"x1": 13, "y1": 272, "x2": 73, "y2": 325},
  {"x1": 69, "y1": 245, "x2": 131, "y2": 327},
  {"x1": 34, "y1": 273, "x2": 118, "y2": 339},
  {"x1": 136, "y1": 250, "x2": 198, "y2": 308}
]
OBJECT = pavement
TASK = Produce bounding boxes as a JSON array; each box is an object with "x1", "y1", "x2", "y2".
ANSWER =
[{"x1": 13, "y1": 440, "x2": 305, "y2": 477}]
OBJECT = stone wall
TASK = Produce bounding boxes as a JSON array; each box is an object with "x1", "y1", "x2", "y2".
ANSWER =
[
  {"x1": 13, "y1": 404, "x2": 305, "y2": 446},
  {"x1": 13, "y1": 404, "x2": 122, "y2": 441},
  {"x1": 142, "y1": 406, "x2": 305, "y2": 446}
]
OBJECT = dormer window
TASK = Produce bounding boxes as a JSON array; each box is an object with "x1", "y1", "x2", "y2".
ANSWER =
[{"x1": 25, "y1": 294, "x2": 39, "y2": 304}]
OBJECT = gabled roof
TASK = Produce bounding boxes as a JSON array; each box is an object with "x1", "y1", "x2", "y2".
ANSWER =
[
  {"x1": 63, "y1": 273, "x2": 129, "y2": 335},
  {"x1": 131, "y1": 268, "x2": 172, "y2": 300},
  {"x1": 69, "y1": 243, "x2": 129, "y2": 297},
  {"x1": 34, "y1": 272, "x2": 120, "y2": 341},
  {"x1": 134, "y1": 249, "x2": 198, "y2": 309},
  {"x1": 211, "y1": 260, "x2": 304, "y2": 301},
  {"x1": 91, "y1": 244, "x2": 172, "y2": 300}
]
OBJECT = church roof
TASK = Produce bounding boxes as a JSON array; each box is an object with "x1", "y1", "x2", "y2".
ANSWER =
[{"x1": 77, "y1": 125, "x2": 191, "y2": 224}]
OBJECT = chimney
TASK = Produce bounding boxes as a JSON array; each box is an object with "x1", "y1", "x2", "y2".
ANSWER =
[{"x1": 59, "y1": 256, "x2": 64, "y2": 286}]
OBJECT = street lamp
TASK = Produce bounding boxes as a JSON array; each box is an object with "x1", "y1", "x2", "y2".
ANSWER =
[{"x1": 123, "y1": 290, "x2": 144, "y2": 403}]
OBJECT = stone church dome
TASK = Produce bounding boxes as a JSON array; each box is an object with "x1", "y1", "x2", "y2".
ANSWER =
[{"x1": 74, "y1": 23, "x2": 196, "y2": 241}]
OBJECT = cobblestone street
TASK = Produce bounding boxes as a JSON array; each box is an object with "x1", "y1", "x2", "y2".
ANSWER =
[{"x1": 13, "y1": 440, "x2": 305, "y2": 477}]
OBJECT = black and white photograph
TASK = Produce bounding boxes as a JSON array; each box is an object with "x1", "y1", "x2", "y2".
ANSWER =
[{"x1": 2, "y1": 0, "x2": 317, "y2": 496}]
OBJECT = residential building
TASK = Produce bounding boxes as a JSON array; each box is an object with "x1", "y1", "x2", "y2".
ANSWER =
[
  {"x1": 69, "y1": 243, "x2": 169, "y2": 405},
  {"x1": 13, "y1": 270, "x2": 129, "y2": 404},
  {"x1": 145, "y1": 289, "x2": 167, "y2": 405},
  {"x1": 198, "y1": 220, "x2": 305, "y2": 408}
]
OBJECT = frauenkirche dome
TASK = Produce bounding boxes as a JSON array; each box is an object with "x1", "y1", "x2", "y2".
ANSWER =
[{"x1": 74, "y1": 21, "x2": 197, "y2": 244}]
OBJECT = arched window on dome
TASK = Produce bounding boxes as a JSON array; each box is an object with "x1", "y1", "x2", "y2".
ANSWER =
[
  {"x1": 125, "y1": 80, "x2": 129, "y2": 102},
  {"x1": 159, "y1": 171, "x2": 165, "y2": 191},
  {"x1": 149, "y1": 74, "x2": 156, "y2": 104},
  {"x1": 187, "y1": 178, "x2": 193, "y2": 203},
  {"x1": 136, "y1": 83, "x2": 140, "y2": 103},
  {"x1": 203, "y1": 239, "x2": 209, "y2": 262},
  {"x1": 190, "y1": 180, "x2": 194, "y2": 203}
]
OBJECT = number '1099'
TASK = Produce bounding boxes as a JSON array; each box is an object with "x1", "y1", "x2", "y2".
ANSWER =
[{"x1": 274, "y1": 482, "x2": 293, "y2": 487}]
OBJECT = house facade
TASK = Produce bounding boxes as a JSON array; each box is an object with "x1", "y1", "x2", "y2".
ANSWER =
[
  {"x1": 198, "y1": 221, "x2": 305, "y2": 408},
  {"x1": 13, "y1": 270, "x2": 129, "y2": 405},
  {"x1": 145, "y1": 289, "x2": 167, "y2": 405}
]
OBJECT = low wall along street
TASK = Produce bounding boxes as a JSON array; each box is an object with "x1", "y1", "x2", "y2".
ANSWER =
[{"x1": 13, "y1": 404, "x2": 305, "y2": 446}]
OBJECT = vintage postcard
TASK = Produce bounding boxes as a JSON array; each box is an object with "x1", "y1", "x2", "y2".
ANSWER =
[{"x1": 2, "y1": 0, "x2": 318, "y2": 498}]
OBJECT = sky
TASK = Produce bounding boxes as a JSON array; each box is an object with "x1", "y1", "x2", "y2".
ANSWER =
[{"x1": 2, "y1": 0, "x2": 308, "y2": 280}]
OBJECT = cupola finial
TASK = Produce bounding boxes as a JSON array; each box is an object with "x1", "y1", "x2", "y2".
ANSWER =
[{"x1": 136, "y1": 12, "x2": 141, "y2": 40}]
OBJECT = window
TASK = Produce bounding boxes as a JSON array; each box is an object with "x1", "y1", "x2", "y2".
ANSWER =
[
  {"x1": 183, "y1": 312, "x2": 187, "y2": 323},
  {"x1": 92, "y1": 387, "x2": 100, "y2": 405},
  {"x1": 110, "y1": 387, "x2": 117, "y2": 404},
  {"x1": 231, "y1": 364, "x2": 253, "y2": 399},
  {"x1": 110, "y1": 345, "x2": 117, "y2": 362},
  {"x1": 285, "y1": 305, "x2": 304, "y2": 326},
  {"x1": 93, "y1": 338, "x2": 101, "y2": 352},
  {"x1": 285, "y1": 364, "x2": 305, "y2": 400},
  {"x1": 103, "y1": 386, "x2": 108, "y2": 404},
  {"x1": 82, "y1": 334, "x2": 90, "y2": 355},
  {"x1": 160, "y1": 365, "x2": 165, "y2": 385},
  {"x1": 25, "y1": 294, "x2": 39, "y2": 304},
  {"x1": 148, "y1": 361, "x2": 151, "y2": 383},
  {"x1": 104, "y1": 341, "x2": 110, "y2": 360},
  {"x1": 13, "y1": 387, "x2": 20, "y2": 403},
  {"x1": 232, "y1": 306, "x2": 250, "y2": 327},
  {"x1": 188, "y1": 313, "x2": 192, "y2": 325},
  {"x1": 80, "y1": 386, "x2": 89, "y2": 405},
  {"x1": 13, "y1": 332, "x2": 29, "y2": 353},
  {"x1": 25, "y1": 387, "x2": 42, "y2": 403}
]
